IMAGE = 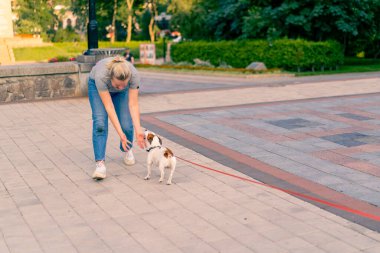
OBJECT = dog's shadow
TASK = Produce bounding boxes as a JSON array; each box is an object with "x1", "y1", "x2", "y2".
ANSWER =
[{"x1": 138, "y1": 169, "x2": 192, "y2": 185}]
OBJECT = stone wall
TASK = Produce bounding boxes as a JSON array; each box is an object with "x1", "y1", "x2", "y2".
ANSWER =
[{"x1": 0, "y1": 62, "x2": 93, "y2": 103}]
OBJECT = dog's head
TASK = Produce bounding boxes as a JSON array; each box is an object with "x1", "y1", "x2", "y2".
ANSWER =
[{"x1": 144, "y1": 130, "x2": 162, "y2": 148}]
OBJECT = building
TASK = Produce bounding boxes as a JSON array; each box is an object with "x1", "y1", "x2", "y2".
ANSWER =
[{"x1": 0, "y1": 0, "x2": 14, "y2": 38}]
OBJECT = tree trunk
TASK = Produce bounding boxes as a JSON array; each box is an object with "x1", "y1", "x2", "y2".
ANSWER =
[
  {"x1": 149, "y1": 17, "x2": 155, "y2": 42},
  {"x1": 111, "y1": 0, "x2": 117, "y2": 43},
  {"x1": 148, "y1": 0, "x2": 158, "y2": 43},
  {"x1": 126, "y1": 0, "x2": 134, "y2": 42},
  {"x1": 127, "y1": 15, "x2": 132, "y2": 42}
]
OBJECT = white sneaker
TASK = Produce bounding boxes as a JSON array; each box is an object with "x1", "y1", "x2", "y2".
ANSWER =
[
  {"x1": 92, "y1": 160, "x2": 106, "y2": 180},
  {"x1": 124, "y1": 150, "x2": 135, "y2": 165}
]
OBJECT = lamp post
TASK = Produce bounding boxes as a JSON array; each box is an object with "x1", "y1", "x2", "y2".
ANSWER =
[
  {"x1": 78, "y1": 0, "x2": 123, "y2": 63},
  {"x1": 87, "y1": 0, "x2": 98, "y2": 51},
  {"x1": 155, "y1": 12, "x2": 171, "y2": 63}
]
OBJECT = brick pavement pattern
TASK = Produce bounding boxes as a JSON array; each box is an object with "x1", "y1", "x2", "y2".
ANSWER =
[
  {"x1": 0, "y1": 72, "x2": 380, "y2": 252},
  {"x1": 157, "y1": 94, "x2": 380, "y2": 207}
]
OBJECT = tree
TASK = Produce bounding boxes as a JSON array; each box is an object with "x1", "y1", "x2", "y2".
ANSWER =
[
  {"x1": 144, "y1": 0, "x2": 158, "y2": 42},
  {"x1": 168, "y1": 0, "x2": 254, "y2": 40},
  {"x1": 111, "y1": 0, "x2": 118, "y2": 42},
  {"x1": 14, "y1": 0, "x2": 57, "y2": 36},
  {"x1": 241, "y1": 0, "x2": 380, "y2": 55},
  {"x1": 125, "y1": 0, "x2": 135, "y2": 42},
  {"x1": 70, "y1": 0, "x2": 88, "y2": 34},
  {"x1": 167, "y1": 0, "x2": 380, "y2": 57},
  {"x1": 168, "y1": 0, "x2": 210, "y2": 40}
]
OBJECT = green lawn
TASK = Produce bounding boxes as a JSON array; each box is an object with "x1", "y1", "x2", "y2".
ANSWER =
[
  {"x1": 296, "y1": 64, "x2": 380, "y2": 76},
  {"x1": 13, "y1": 41, "x2": 155, "y2": 62}
]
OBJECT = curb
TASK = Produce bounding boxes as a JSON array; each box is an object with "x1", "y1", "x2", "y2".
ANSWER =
[{"x1": 138, "y1": 68, "x2": 295, "y2": 79}]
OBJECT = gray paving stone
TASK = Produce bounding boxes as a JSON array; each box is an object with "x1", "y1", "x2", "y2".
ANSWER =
[
  {"x1": 329, "y1": 183, "x2": 377, "y2": 200},
  {"x1": 362, "y1": 107, "x2": 380, "y2": 114},
  {"x1": 311, "y1": 140, "x2": 346, "y2": 149},
  {"x1": 276, "y1": 237, "x2": 315, "y2": 251},
  {"x1": 0, "y1": 235, "x2": 10, "y2": 253},
  {"x1": 351, "y1": 152, "x2": 380, "y2": 161},
  {"x1": 364, "y1": 245, "x2": 380, "y2": 253},
  {"x1": 339, "y1": 172, "x2": 378, "y2": 183},
  {"x1": 281, "y1": 140, "x2": 327, "y2": 152},
  {"x1": 322, "y1": 132, "x2": 369, "y2": 147},
  {"x1": 359, "y1": 192, "x2": 380, "y2": 207},
  {"x1": 180, "y1": 241, "x2": 218, "y2": 253},
  {"x1": 318, "y1": 240, "x2": 360, "y2": 253},
  {"x1": 209, "y1": 238, "x2": 254, "y2": 253},
  {"x1": 299, "y1": 231, "x2": 337, "y2": 246},
  {"x1": 268, "y1": 118, "x2": 322, "y2": 130},
  {"x1": 338, "y1": 113, "x2": 373, "y2": 121},
  {"x1": 367, "y1": 119, "x2": 380, "y2": 125},
  {"x1": 245, "y1": 119, "x2": 293, "y2": 134}
]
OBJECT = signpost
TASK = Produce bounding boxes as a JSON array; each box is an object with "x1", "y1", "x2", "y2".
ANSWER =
[
  {"x1": 139, "y1": 44, "x2": 156, "y2": 65},
  {"x1": 155, "y1": 12, "x2": 171, "y2": 63}
]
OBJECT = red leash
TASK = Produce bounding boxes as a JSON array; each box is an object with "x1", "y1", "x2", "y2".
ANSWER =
[{"x1": 176, "y1": 156, "x2": 380, "y2": 222}]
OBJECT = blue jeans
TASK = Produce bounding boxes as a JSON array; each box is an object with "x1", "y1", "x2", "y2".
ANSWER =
[{"x1": 88, "y1": 78, "x2": 134, "y2": 161}]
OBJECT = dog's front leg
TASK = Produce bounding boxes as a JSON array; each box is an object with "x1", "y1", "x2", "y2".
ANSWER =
[
  {"x1": 145, "y1": 157, "x2": 153, "y2": 180},
  {"x1": 158, "y1": 163, "x2": 165, "y2": 183}
]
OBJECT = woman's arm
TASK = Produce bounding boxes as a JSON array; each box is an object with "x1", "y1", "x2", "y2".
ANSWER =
[
  {"x1": 98, "y1": 91, "x2": 131, "y2": 151},
  {"x1": 129, "y1": 89, "x2": 145, "y2": 149}
]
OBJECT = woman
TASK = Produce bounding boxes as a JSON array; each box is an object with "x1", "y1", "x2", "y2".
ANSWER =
[{"x1": 88, "y1": 56, "x2": 146, "y2": 180}]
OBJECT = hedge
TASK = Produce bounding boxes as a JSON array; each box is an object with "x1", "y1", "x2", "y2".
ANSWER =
[{"x1": 171, "y1": 39, "x2": 344, "y2": 71}]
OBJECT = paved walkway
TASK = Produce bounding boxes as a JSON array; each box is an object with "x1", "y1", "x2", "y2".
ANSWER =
[{"x1": 0, "y1": 72, "x2": 380, "y2": 252}]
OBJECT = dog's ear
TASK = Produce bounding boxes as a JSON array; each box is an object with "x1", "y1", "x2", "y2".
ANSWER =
[
  {"x1": 147, "y1": 133, "x2": 154, "y2": 144},
  {"x1": 158, "y1": 136, "x2": 163, "y2": 145},
  {"x1": 164, "y1": 148, "x2": 173, "y2": 158}
]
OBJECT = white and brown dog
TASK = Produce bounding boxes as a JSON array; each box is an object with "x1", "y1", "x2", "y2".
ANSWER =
[{"x1": 144, "y1": 130, "x2": 177, "y2": 185}]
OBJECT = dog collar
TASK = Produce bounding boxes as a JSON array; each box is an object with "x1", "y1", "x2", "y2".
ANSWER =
[{"x1": 146, "y1": 146, "x2": 161, "y2": 152}]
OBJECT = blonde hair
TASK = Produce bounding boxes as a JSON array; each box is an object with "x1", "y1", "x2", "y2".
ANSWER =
[{"x1": 106, "y1": 56, "x2": 131, "y2": 81}]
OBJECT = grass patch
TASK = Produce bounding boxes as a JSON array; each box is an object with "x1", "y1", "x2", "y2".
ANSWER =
[
  {"x1": 135, "y1": 64, "x2": 286, "y2": 76},
  {"x1": 14, "y1": 41, "x2": 158, "y2": 62},
  {"x1": 137, "y1": 60, "x2": 380, "y2": 76},
  {"x1": 296, "y1": 63, "x2": 380, "y2": 76},
  {"x1": 135, "y1": 63, "x2": 281, "y2": 74}
]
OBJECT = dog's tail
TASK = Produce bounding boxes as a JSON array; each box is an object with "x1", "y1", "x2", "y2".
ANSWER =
[{"x1": 164, "y1": 148, "x2": 174, "y2": 158}]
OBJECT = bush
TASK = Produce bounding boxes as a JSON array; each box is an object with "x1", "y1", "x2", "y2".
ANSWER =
[
  {"x1": 53, "y1": 28, "x2": 81, "y2": 42},
  {"x1": 48, "y1": 56, "x2": 76, "y2": 63},
  {"x1": 171, "y1": 39, "x2": 344, "y2": 71},
  {"x1": 344, "y1": 57, "x2": 380, "y2": 66}
]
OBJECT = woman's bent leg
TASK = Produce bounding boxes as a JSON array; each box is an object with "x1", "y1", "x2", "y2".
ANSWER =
[
  {"x1": 112, "y1": 90, "x2": 134, "y2": 152},
  {"x1": 88, "y1": 79, "x2": 108, "y2": 161}
]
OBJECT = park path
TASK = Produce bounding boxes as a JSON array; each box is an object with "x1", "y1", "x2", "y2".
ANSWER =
[{"x1": 0, "y1": 71, "x2": 380, "y2": 252}]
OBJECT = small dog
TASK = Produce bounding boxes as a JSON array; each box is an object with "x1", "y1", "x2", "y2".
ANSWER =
[{"x1": 144, "y1": 130, "x2": 177, "y2": 185}]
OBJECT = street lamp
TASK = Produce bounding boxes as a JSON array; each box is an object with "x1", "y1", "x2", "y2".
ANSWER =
[
  {"x1": 155, "y1": 12, "x2": 171, "y2": 63},
  {"x1": 87, "y1": 0, "x2": 98, "y2": 51}
]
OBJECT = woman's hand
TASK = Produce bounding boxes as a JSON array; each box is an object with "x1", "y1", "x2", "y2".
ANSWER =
[
  {"x1": 135, "y1": 130, "x2": 146, "y2": 149},
  {"x1": 120, "y1": 133, "x2": 132, "y2": 151}
]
